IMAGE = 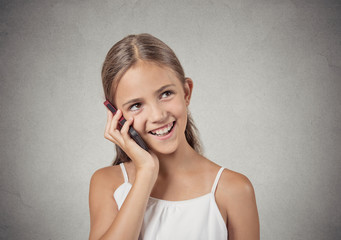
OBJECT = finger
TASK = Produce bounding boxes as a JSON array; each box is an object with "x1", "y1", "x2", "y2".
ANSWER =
[
  {"x1": 109, "y1": 110, "x2": 125, "y2": 144},
  {"x1": 121, "y1": 117, "x2": 135, "y2": 143},
  {"x1": 105, "y1": 110, "x2": 124, "y2": 144},
  {"x1": 109, "y1": 109, "x2": 122, "y2": 133}
]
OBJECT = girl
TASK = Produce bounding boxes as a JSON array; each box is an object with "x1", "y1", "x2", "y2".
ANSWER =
[{"x1": 89, "y1": 34, "x2": 259, "y2": 240}]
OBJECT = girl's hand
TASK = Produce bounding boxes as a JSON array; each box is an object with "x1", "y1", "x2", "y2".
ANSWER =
[{"x1": 104, "y1": 109, "x2": 159, "y2": 173}]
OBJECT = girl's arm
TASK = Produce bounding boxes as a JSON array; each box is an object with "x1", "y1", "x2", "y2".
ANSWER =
[
  {"x1": 89, "y1": 165, "x2": 157, "y2": 240},
  {"x1": 89, "y1": 110, "x2": 159, "y2": 240},
  {"x1": 220, "y1": 171, "x2": 260, "y2": 240}
]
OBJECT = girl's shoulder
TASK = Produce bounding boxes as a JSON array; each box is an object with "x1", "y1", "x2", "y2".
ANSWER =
[
  {"x1": 202, "y1": 158, "x2": 254, "y2": 195},
  {"x1": 216, "y1": 166, "x2": 256, "y2": 212},
  {"x1": 198, "y1": 157, "x2": 254, "y2": 195},
  {"x1": 90, "y1": 163, "x2": 128, "y2": 191},
  {"x1": 215, "y1": 166, "x2": 259, "y2": 235},
  {"x1": 219, "y1": 168, "x2": 254, "y2": 196}
]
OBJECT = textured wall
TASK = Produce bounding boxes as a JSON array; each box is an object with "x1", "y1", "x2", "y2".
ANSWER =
[{"x1": 1, "y1": 0, "x2": 340, "y2": 239}]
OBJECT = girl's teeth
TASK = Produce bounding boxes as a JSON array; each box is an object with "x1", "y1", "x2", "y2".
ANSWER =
[{"x1": 152, "y1": 122, "x2": 174, "y2": 136}]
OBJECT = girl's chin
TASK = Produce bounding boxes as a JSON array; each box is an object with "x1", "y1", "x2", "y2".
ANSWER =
[{"x1": 147, "y1": 141, "x2": 179, "y2": 156}]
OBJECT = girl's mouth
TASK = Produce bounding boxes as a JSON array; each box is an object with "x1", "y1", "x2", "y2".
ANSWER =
[{"x1": 149, "y1": 121, "x2": 175, "y2": 137}]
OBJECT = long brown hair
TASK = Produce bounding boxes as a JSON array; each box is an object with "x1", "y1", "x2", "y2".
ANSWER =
[{"x1": 101, "y1": 33, "x2": 202, "y2": 165}]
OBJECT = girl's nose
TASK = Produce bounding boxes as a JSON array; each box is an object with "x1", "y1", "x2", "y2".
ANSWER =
[{"x1": 149, "y1": 104, "x2": 167, "y2": 123}]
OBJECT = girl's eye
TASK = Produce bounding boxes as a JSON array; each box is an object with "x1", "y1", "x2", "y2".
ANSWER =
[
  {"x1": 129, "y1": 103, "x2": 142, "y2": 111},
  {"x1": 161, "y1": 90, "x2": 173, "y2": 99}
]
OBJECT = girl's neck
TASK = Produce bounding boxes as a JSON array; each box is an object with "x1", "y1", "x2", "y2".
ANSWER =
[{"x1": 156, "y1": 142, "x2": 201, "y2": 178}]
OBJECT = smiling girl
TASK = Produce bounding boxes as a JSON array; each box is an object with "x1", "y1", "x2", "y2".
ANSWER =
[{"x1": 89, "y1": 34, "x2": 259, "y2": 240}]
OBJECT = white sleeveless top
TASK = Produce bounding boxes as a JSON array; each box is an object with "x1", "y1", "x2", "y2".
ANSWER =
[{"x1": 114, "y1": 163, "x2": 228, "y2": 240}]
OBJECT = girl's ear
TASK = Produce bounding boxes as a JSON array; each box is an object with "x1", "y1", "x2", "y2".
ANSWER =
[{"x1": 184, "y1": 78, "x2": 193, "y2": 106}]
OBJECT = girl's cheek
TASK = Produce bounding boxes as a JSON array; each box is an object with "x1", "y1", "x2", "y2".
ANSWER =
[
  {"x1": 169, "y1": 99, "x2": 186, "y2": 116},
  {"x1": 123, "y1": 110, "x2": 140, "y2": 121},
  {"x1": 132, "y1": 114, "x2": 146, "y2": 132},
  {"x1": 121, "y1": 111, "x2": 142, "y2": 130}
]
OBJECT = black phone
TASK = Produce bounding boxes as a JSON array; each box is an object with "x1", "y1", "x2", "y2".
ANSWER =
[{"x1": 104, "y1": 100, "x2": 149, "y2": 151}]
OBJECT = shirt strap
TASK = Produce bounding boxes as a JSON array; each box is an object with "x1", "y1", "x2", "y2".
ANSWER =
[
  {"x1": 211, "y1": 167, "x2": 225, "y2": 194},
  {"x1": 119, "y1": 163, "x2": 129, "y2": 183}
]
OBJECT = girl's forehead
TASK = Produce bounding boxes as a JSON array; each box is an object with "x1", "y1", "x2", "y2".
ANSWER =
[{"x1": 115, "y1": 62, "x2": 182, "y2": 102}]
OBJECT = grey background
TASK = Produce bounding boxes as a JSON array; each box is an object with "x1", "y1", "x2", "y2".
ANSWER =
[{"x1": 1, "y1": 0, "x2": 340, "y2": 239}]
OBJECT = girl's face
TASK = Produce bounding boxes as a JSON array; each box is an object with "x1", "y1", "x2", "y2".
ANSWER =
[{"x1": 115, "y1": 61, "x2": 193, "y2": 155}]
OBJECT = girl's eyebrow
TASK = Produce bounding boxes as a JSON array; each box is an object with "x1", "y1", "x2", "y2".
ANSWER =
[
  {"x1": 155, "y1": 84, "x2": 176, "y2": 94},
  {"x1": 122, "y1": 84, "x2": 176, "y2": 108},
  {"x1": 122, "y1": 97, "x2": 143, "y2": 108}
]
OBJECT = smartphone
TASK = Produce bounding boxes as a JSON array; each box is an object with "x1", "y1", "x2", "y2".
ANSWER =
[{"x1": 104, "y1": 100, "x2": 148, "y2": 151}]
